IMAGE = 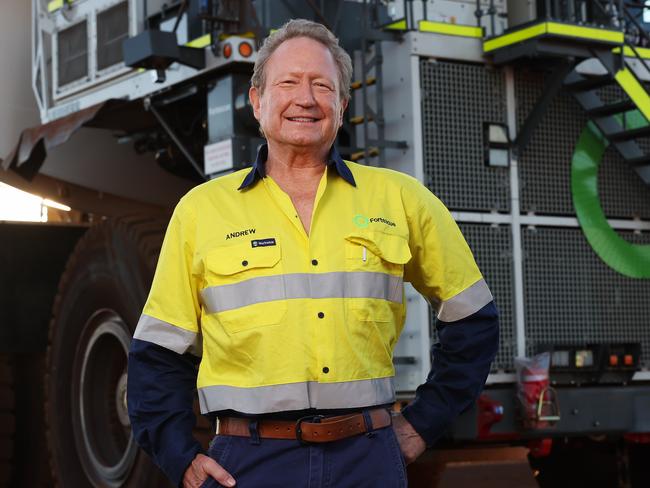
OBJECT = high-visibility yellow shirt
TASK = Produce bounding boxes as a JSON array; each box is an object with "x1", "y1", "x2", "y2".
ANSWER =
[{"x1": 134, "y1": 146, "x2": 492, "y2": 414}]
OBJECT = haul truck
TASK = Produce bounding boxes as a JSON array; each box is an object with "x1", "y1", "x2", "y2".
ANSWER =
[{"x1": 2, "y1": 0, "x2": 650, "y2": 486}]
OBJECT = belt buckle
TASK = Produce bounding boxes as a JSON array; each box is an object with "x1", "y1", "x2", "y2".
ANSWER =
[{"x1": 295, "y1": 415, "x2": 325, "y2": 444}]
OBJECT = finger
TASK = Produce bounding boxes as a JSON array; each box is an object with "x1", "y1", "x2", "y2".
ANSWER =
[
  {"x1": 185, "y1": 455, "x2": 210, "y2": 488},
  {"x1": 203, "y1": 457, "x2": 236, "y2": 487}
]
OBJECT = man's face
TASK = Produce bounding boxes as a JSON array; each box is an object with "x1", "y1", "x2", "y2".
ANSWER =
[{"x1": 249, "y1": 36, "x2": 348, "y2": 152}]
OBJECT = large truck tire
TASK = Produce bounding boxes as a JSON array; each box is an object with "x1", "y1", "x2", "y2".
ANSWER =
[
  {"x1": 45, "y1": 216, "x2": 211, "y2": 487},
  {"x1": 0, "y1": 356, "x2": 14, "y2": 487}
]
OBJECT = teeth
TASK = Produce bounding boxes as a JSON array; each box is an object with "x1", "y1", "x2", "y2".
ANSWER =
[{"x1": 288, "y1": 117, "x2": 317, "y2": 122}]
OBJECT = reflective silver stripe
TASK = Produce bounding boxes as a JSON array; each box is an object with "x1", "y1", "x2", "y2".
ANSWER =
[
  {"x1": 435, "y1": 278, "x2": 493, "y2": 322},
  {"x1": 133, "y1": 314, "x2": 201, "y2": 356},
  {"x1": 200, "y1": 271, "x2": 403, "y2": 313},
  {"x1": 197, "y1": 377, "x2": 395, "y2": 414}
]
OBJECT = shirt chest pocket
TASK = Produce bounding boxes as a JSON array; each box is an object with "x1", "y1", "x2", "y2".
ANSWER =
[
  {"x1": 344, "y1": 231, "x2": 411, "y2": 322},
  {"x1": 201, "y1": 242, "x2": 287, "y2": 334}
]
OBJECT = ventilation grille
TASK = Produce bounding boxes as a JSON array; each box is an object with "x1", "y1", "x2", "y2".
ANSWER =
[
  {"x1": 57, "y1": 20, "x2": 88, "y2": 87},
  {"x1": 97, "y1": 2, "x2": 129, "y2": 71},
  {"x1": 523, "y1": 226, "x2": 650, "y2": 369},
  {"x1": 420, "y1": 59, "x2": 510, "y2": 212}
]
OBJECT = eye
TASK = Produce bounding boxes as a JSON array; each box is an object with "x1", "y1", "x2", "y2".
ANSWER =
[
  {"x1": 314, "y1": 82, "x2": 333, "y2": 90},
  {"x1": 279, "y1": 79, "x2": 297, "y2": 86}
]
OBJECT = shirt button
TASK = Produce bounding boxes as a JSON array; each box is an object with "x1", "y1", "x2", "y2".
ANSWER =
[
  {"x1": 317, "y1": 312, "x2": 325, "y2": 319},
  {"x1": 242, "y1": 260, "x2": 248, "y2": 266},
  {"x1": 322, "y1": 367, "x2": 329, "y2": 374},
  {"x1": 311, "y1": 259, "x2": 318, "y2": 266}
]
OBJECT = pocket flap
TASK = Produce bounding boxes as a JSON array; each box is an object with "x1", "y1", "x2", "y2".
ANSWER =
[
  {"x1": 206, "y1": 241, "x2": 281, "y2": 276},
  {"x1": 345, "y1": 231, "x2": 411, "y2": 264}
]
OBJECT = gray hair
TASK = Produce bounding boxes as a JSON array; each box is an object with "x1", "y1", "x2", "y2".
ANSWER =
[{"x1": 251, "y1": 19, "x2": 352, "y2": 102}]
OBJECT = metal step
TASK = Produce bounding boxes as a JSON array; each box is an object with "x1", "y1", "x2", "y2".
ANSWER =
[
  {"x1": 626, "y1": 155, "x2": 650, "y2": 167},
  {"x1": 349, "y1": 115, "x2": 374, "y2": 125},
  {"x1": 350, "y1": 77, "x2": 376, "y2": 90},
  {"x1": 564, "y1": 71, "x2": 615, "y2": 91},
  {"x1": 586, "y1": 100, "x2": 637, "y2": 117},
  {"x1": 607, "y1": 124, "x2": 650, "y2": 142},
  {"x1": 625, "y1": 156, "x2": 650, "y2": 184}
]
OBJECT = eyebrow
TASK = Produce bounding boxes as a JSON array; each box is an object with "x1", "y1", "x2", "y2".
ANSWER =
[{"x1": 279, "y1": 71, "x2": 336, "y2": 82}]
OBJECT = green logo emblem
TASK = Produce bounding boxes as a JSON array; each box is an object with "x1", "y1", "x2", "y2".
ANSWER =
[
  {"x1": 572, "y1": 110, "x2": 650, "y2": 278},
  {"x1": 353, "y1": 214, "x2": 369, "y2": 228}
]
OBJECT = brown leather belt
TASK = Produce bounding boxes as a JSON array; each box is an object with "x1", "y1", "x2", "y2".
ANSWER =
[{"x1": 216, "y1": 408, "x2": 392, "y2": 443}]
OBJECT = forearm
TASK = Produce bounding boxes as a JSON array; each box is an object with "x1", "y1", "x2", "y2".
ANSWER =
[
  {"x1": 401, "y1": 301, "x2": 499, "y2": 445},
  {"x1": 127, "y1": 338, "x2": 204, "y2": 486}
]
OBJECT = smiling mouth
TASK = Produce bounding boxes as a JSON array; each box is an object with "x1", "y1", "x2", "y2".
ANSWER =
[{"x1": 286, "y1": 117, "x2": 320, "y2": 123}]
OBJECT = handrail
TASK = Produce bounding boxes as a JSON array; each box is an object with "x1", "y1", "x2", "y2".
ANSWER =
[{"x1": 621, "y1": 2, "x2": 650, "y2": 76}]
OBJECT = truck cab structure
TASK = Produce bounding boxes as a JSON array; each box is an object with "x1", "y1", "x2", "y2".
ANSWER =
[{"x1": 1, "y1": 1, "x2": 650, "y2": 486}]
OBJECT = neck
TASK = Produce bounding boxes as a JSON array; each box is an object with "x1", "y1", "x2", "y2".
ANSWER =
[{"x1": 265, "y1": 142, "x2": 329, "y2": 180}]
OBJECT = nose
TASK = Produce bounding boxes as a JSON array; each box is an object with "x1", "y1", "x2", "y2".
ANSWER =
[{"x1": 294, "y1": 80, "x2": 316, "y2": 107}]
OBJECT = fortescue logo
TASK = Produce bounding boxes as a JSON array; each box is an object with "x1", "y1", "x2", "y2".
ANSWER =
[
  {"x1": 225, "y1": 228, "x2": 256, "y2": 240},
  {"x1": 353, "y1": 215, "x2": 396, "y2": 228},
  {"x1": 369, "y1": 217, "x2": 396, "y2": 227}
]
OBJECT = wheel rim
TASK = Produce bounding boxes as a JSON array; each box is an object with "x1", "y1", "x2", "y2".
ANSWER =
[{"x1": 77, "y1": 309, "x2": 136, "y2": 487}]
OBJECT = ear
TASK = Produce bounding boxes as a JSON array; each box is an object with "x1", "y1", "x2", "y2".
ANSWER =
[{"x1": 249, "y1": 86, "x2": 261, "y2": 121}]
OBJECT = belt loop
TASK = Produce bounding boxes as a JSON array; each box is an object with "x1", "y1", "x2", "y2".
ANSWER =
[
  {"x1": 362, "y1": 410, "x2": 375, "y2": 438},
  {"x1": 249, "y1": 420, "x2": 261, "y2": 445}
]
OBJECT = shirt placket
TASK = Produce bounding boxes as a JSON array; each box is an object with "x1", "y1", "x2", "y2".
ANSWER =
[{"x1": 261, "y1": 171, "x2": 332, "y2": 385}]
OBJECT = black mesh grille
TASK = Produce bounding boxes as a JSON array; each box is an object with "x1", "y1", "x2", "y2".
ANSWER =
[
  {"x1": 522, "y1": 226, "x2": 650, "y2": 368},
  {"x1": 57, "y1": 21, "x2": 88, "y2": 86},
  {"x1": 97, "y1": 2, "x2": 129, "y2": 71},
  {"x1": 516, "y1": 69, "x2": 650, "y2": 218},
  {"x1": 420, "y1": 59, "x2": 510, "y2": 212}
]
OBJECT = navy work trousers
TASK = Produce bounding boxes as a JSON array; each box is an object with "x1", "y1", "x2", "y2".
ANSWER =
[{"x1": 199, "y1": 422, "x2": 408, "y2": 487}]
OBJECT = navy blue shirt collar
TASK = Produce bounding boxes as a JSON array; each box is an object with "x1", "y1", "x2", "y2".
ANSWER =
[{"x1": 238, "y1": 144, "x2": 356, "y2": 190}]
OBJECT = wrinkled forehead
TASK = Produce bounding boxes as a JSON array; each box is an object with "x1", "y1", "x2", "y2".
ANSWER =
[{"x1": 264, "y1": 37, "x2": 340, "y2": 86}]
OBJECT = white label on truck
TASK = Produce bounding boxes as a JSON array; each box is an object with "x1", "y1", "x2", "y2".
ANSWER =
[{"x1": 204, "y1": 139, "x2": 234, "y2": 175}]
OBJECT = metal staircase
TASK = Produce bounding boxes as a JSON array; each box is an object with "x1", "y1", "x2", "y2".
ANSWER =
[
  {"x1": 563, "y1": 2, "x2": 650, "y2": 183},
  {"x1": 483, "y1": 0, "x2": 650, "y2": 184}
]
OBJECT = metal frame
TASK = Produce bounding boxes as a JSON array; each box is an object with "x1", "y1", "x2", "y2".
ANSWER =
[
  {"x1": 33, "y1": 0, "x2": 257, "y2": 124},
  {"x1": 505, "y1": 66, "x2": 527, "y2": 361},
  {"x1": 41, "y1": 36, "x2": 255, "y2": 123},
  {"x1": 51, "y1": 0, "x2": 136, "y2": 100},
  {"x1": 385, "y1": 29, "x2": 650, "y2": 386}
]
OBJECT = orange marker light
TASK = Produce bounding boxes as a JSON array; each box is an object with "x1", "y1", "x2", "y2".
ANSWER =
[
  {"x1": 223, "y1": 43, "x2": 232, "y2": 58},
  {"x1": 609, "y1": 355, "x2": 619, "y2": 366},
  {"x1": 624, "y1": 354, "x2": 634, "y2": 366},
  {"x1": 238, "y1": 41, "x2": 253, "y2": 58}
]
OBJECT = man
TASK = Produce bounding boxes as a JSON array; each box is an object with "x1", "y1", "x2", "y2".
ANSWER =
[{"x1": 127, "y1": 19, "x2": 498, "y2": 488}]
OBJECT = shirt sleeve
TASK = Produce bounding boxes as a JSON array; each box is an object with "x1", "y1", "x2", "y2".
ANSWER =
[
  {"x1": 128, "y1": 339, "x2": 203, "y2": 486},
  {"x1": 402, "y1": 180, "x2": 493, "y2": 320},
  {"x1": 400, "y1": 179, "x2": 499, "y2": 445},
  {"x1": 127, "y1": 200, "x2": 204, "y2": 486}
]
